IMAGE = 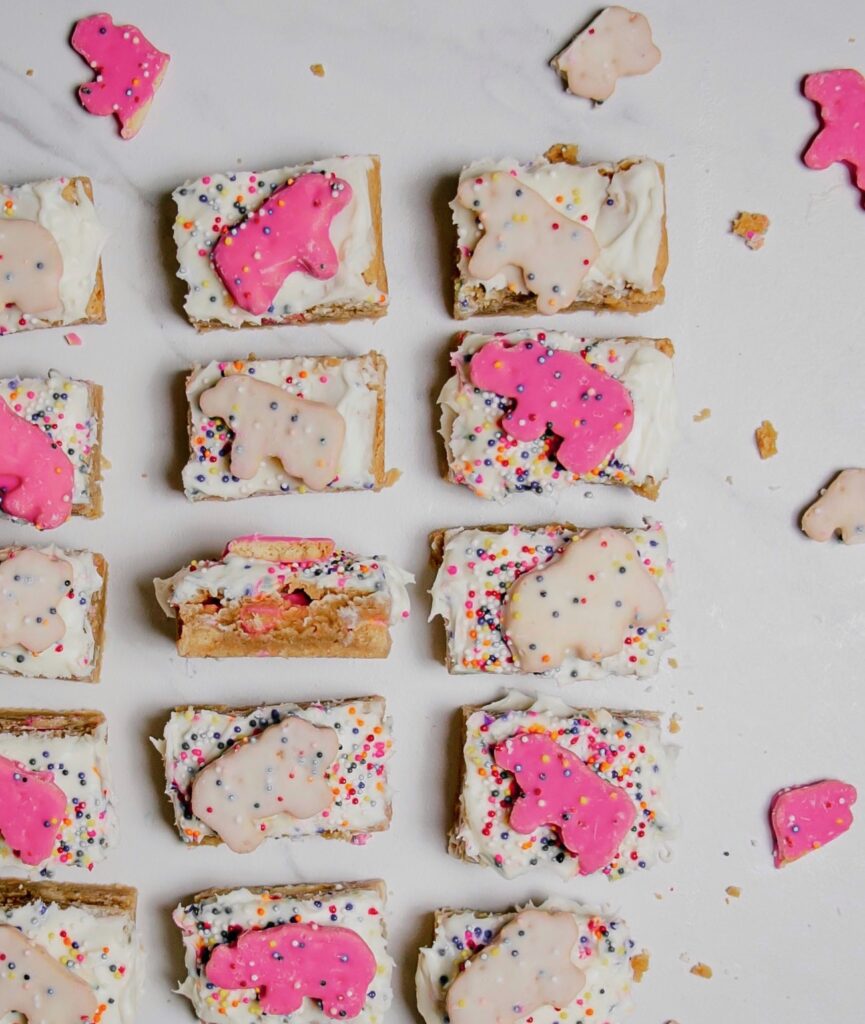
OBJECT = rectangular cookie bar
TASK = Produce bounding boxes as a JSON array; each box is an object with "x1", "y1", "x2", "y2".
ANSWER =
[
  {"x1": 452, "y1": 144, "x2": 667, "y2": 318},
  {"x1": 440, "y1": 330, "x2": 676, "y2": 500},
  {"x1": 157, "y1": 696, "x2": 393, "y2": 849},
  {"x1": 174, "y1": 879, "x2": 393, "y2": 1024},
  {"x1": 173, "y1": 155, "x2": 388, "y2": 330},
  {"x1": 154, "y1": 535, "x2": 413, "y2": 659},
  {"x1": 417, "y1": 900, "x2": 645, "y2": 1024},
  {"x1": 430, "y1": 520, "x2": 672, "y2": 679},
  {"x1": 0, "y1": 176, "x2": 107, "y2": 336},
  {"x1": 0, "y1": 709, "x2": 117, "y2": 871},
  {"x1": 0, "y1": 371, "x2": 104, "y2": 529},
  {"x1": 450, "y1": 693, "x2": 675, "y2": 881},
  {"x1": 0, "y1": 544, "x2": 107, "y2": 681},
  {"x1": 0, "y1": 879, "x2": 141, "y2": 1024},
  {"x1": 183, "y1": 352, "x2": 394, "y2": 500}
]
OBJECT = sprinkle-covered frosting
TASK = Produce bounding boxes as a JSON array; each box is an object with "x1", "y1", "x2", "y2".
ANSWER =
[{"x1": 453, "y1": 694, "x2": 675, "y2": 880}]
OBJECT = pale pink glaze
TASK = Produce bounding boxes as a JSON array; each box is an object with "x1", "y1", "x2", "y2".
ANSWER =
[
  {"x1": 804, "y1": 70, "x2": 865, "y2": 192},
  {"x1": 211, "y1": 173, "x2": 352, "y2": 315},
  {"x1": 495, "y1": 732, "x2": 635, "y2": 875},
  {"x1": 71, "y1": 13, "x2": 170, "y2": 140},
  {"x1": 206, "y1": 922, "x2": 376, "y2": 1019},
  {"x1": 0, "y1": 754, "x2": 66, "y2": 865},
  {"x1": 470, "y1": 338, "x2": 634, "y2": 475},
  {"x1": 0, "y1": 399, "x2": 74, "y2": 530},
  {"x1": 770, "y1": 779, "x2": 857, "y2": 868}
]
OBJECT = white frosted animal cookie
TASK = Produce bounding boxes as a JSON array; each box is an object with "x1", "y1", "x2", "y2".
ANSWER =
[
  {"x1": 0, "y1": 548, "x2": 72, "y2": 653},
  {"x1": 552, "y1": 6, "x2": 661, "y2": 103},
  {"x1": 802, "y1": 469, "x2": 865, "y2": 544},
  {"x1": 0, "y1": 219, "x2": 63, "y2": 314}
]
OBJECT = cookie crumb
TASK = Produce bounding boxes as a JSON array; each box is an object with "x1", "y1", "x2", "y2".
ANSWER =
[
  {"x1": 690, "y1": 962, "x2": 713, "y2": 979},
  {"x1": 755, "y1": 419, "x2": 778, "y2": 459},
  {"x1": 725, "y1": 475, "x2": 734, "y2": 485},
  {"x1": 669, "y1": 713, "x2": 682, "y2": 734},
  {"x1": 64, "y1": 332, "x2": 82, "y2": 346},
  {"x1": 726, "y1": 885, "x2": 741, "y2": 900},
  {"x1": 693, "y1": 407, "x2": 711, "y2": 422},
  {"x1": 630, "y1": 951, "x2": 650, "y2": 982},
  {"x1": 25, "y1": 68, "x2": 34, "y2": 77},
  {"x1": 667, "y1": 656, "x2": 679, "y2": 669},
  {"x1": 309, "y1": 63, "x2": 326, "y2": 77},
  {"x1": 732, "y1": 211, "x2": 769, "y2": 250}
]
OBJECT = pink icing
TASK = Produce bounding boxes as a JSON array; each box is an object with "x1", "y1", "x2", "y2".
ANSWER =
[
  {"x1": 469, "y1": 338, "x2": 634, "y2": 475},
  {"x1": 770, "y1": 779, "x2": 857, "y2": 868},
  {"x1": 0, "y1": 754, "x2": 66, "y2": 865},
  {"x1": 71, "y1": 13, "x2": 170, "y2": 140},
  {"x1": 0, "y1": 399, "x2": 74, "y2": 530},
  {"x1": 803, "y1": 70, "x2": 865, "y2": 193},
  {"x1": 494, "y1": 732, "x2": 635, "y2": 875},
  {"x1": 206, "y1": 922, "x2": 376, "y2": 1019},
  {"x1": 211, "y1": 173, "x2": 352, "y2": 315}
]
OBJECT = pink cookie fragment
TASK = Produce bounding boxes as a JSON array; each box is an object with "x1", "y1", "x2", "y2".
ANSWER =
[
  {"x1": 0, "y1": 754, "x2": 66, "y2": 865},
  {"x1": 64, "y1": 332, "x2": 82, "y2": 346},
  {"x1": 803, "y1": 69, "x2": 865, "y2": 195},
  {"x1": 770, "y1": 779, "x2": 857, "y2": 868}
]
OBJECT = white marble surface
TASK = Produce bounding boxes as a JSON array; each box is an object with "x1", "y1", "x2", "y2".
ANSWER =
[{"x1": 2, "y1": 0, "x2": 865, "y2": 1021}]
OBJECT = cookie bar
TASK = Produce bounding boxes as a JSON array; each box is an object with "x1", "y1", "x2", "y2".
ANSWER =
[
  {"x1": 0, "y1": 176, "x2": 107, "y2": 336},
  {"x1": 417, "y1": 900, "x2": 645, "y2": 1024},
  {"x1": 183, "y1": 352, "x2": 394, "y2": 500},
  {"x1": 0, "y1": 371, "x2": 105, "y2": 529},
  {"x1": 449, "y1": 693, "x2": 675, "y2": 881},
  {"x1": 0, "y1": 709, "x2": 117, "y2": 871},
  {"x1": 430, "y1": 520, "x2": 672, "y2": 679},
  {"x1": 0, "y1": 544, "x2": 107, "y2": 681},
  {"x1": 452, "y1": 144, "x2": 667, "y2": 318},
  {"x1": 0, "y1": 879, "x2": 141, "y2": 1024},
  {"x1": 440, "y1": 330, "x2": 676, "y2": 500},
  {"x1": 173, "y1": 155, "x2": 388, "y2": 330},
  {"x1": 157, "y1": 696, "x2": 393, "y2": 850},
  {"x1": 174, "y1": 879, "x2": 393, "y2": 1024},
  {"x1": 154, "y1": 535, "x2": 413, "y2": 659}
]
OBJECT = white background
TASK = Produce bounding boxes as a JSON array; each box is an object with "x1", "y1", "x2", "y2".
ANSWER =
[{"x1": 3, "y1": 1, "x2": 865, "y2": 1021}]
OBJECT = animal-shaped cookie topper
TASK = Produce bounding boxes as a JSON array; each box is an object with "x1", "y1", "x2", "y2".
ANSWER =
[
  {"x1": 469, "y1": 338, "x2": 634, "y2": 474},
  {"x1": 0, "y1": 754, "x2": 67, "y2": 865},
  {"x1": 770, "y1": 779, "x2": 857, "y2": 867},
  {"x1": 504, "y1": 527, "x2": 666, "y2": 672},
  {"x1": 206, "y1": 920, "x2": 376, "y2": 1019},
  {"x1": 199, "y1": 375, "x2": 345, "y2": 491},
  {"x1": 801, "y1": 468, "x2": 865, "y2": 544},
  {"x1": 494, "y1": 732, "x2": 635, "y2": 874},
  {"x1": 446, "y1": 909, "x2": 585, "y2": 1024},
  {"x1": 457, "y1": 173, "x2": 599, "y2": 314},
  {"x1": 191, "y1": 716, "x2": 339, "y2": 852},
  {"x1": 803, "y1": 69, "x2": 865, "y2": 197},
  {"x1": 0, "y1": 219, "x2": 63, "y2": 315},
  {"x1": 211, "y1": 172, "x2": 352, "y2": 315},
  {"x1": 0, "y1": 548, "x2": 72, "y2": 653}
]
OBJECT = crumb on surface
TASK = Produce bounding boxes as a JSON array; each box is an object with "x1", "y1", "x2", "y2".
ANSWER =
[
  {"x1": 725, "y1": 475, "x2": 734, "y2": 485},
  {"x1": 755, "y1": 419, "x2": 778, "y2": 459},
  {"x1": 690, "y1": 962, "x2": 713, "y2": 979},
  {"x1": 630, "y1": 952, "x2": 650, "y2": 982},
  {"x1": 732, "y1": 211, "x2": 770, "y2": 250},
  {"x1": 25, "y1": 68, "x2": 34, "y2": 77},
  {"x1": 669, "y1": 713, "x2": 682, "y2": 734},
  {"x1": 693, "y1": 407, "x2": 711, "y2": 422},
  {"x1": 726, "y1": 885, "x2": 741, "y2": 898},
  {"x1": 310, "y1": 63, "x2": 325, "y2": 77},
  {"x1": 64, "y1": 332, "x2": 82, "y2": 346}
]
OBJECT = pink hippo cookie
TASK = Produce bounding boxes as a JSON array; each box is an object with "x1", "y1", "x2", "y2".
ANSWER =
[
  {"x1": 211, "y1": 173, "x2": 352, "y2": 316},
  {"x1": 71, "y1": 13, "x2": 170, "y2": 140},
  {"x1": 0, "y1": 925, "x2": 98, "y2": 1023},
  {"x1": 0, "y1": 754, "x2": 66, "y2": 865},
  {"x1": 0, "y1": 548, "x2": 72, "y2": 653},
  {"x1": 470, "y1": 338, "x2": 634, "y2": 475},
  {"x1": 803, "y1": 69, "x2": 865, "y2": 197},
  {"x1": 457, "y1": 173, "x2": 599, "y2": 314},
  {"x1": 0, "y1": 399, "x2": 75, "y2": 531},
  {"x1": 206, "y1": 921, "x2": 376, "y2": 1019},
  {"x1": 0, "y1": 220, "x2": 63, "y2": 315},
  {"x1": 494, "y1": 732, "x2": 635, "y2": 875},
  {"x1": 770, "y1": 779, "x2": 857, "y2": 868},
  {"x1": 199, "y1": 375, "x2": 346, "y2": 491}
]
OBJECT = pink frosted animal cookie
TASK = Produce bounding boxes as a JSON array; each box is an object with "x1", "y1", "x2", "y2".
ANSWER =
[
  {"x1": 0, "y1": 220, "x2": 63, "y2": 315},
  {"x1": 0, "y1": 548, "x2": 72, "y2": 653},
  {"x1": 551, "y1": 6, "x2": 661, "y2": 103},
  {"x1": 456, "y1": 173, "x2": 599, "y2": 314},
  {"x1": 71, "y1": 13, "x2": 170, "y2": 140},
  {"x1": 801, "y1": 468, "x2": 865, "y2": 544},
  {"x1": 0, "y1": 754, "x2": 66, "y2": 865},
  {"x1": 770, "y1": 779, "x2": 857, "y2": 867},
  {"x1": 211, "y1": 173, "x2": 353, "y2": 315},
  {"x1": 495, "y1": 732, "x2": 635, "y2": 875},
  {"x1": 206, "y1": 921, "x2": 376, "y2": 1019},
  {"x1": 0, "y1": 925, "x2": 98, "y2": 1023},
  {"x1": 470, "y1": 338, "x2": 634, "y2": 475},
  {"x1": 803, "y1": 69, "x2": 865, "y2": 196}
]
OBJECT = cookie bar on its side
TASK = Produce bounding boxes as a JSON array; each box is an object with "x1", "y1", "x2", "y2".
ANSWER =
[{"x1": 174, "y1": 879, "x2": 393, "y2": 1024}]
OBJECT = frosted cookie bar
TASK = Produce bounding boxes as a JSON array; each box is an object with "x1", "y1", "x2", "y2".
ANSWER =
[
  {"x1": 174, "y1": 880, "x2": 393, "y2": 1024},
  {"x1": 173, "y1": 156, "x2": 388, "y2": 330},
  {"x1": 157, "y1": 696, "x2": 392, "y2": 850},
  {"x1": 452, "y1": 144, "x2": 666, "y2": 318},
  {"x1": 155, "y1": 535, "x2": 413, "y2": 660},
  {"x1": 450, "y1": 693, "x2": 675, "y2": 881},
  {"x1": 183, "y1": 352, "x2": 393, "y2": 500},
  {"x1": 430, "y1": 520, "x2": 672, "y2": 679},
  {"x1": 440, "y1": 330, "x2": 675, "y2": 500}
]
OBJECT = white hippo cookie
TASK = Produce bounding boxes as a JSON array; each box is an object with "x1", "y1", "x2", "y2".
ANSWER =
[
  {"x1": 802, "y1": 468, "x2": 865, "y2": 544},
  {"x1": 0, "y1": 548, "x2": 72, "y2": 654},
  {"x1": 0, "y1": 219, "x2": 63, "y2": 315}
]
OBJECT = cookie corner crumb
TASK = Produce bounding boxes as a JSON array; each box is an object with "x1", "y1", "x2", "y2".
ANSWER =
[
  {"x1": 630, "y1": 951, "x2": 651, "y2": 982},
  {"x1": 732, "y1": 211, "x2": 769, "y2": 250},
  {"x1": 693, "y1": 407, "x2": 711, "y2": 423},
  {"x1": 309, "y1": 63, "x2": 326, "y2": 77},
  {"x1": 690, "y1": 962, "x2": 713, "y2": 979},
  {"x1": 755, "y1": 420, "x2": 778, "y2": 459}
]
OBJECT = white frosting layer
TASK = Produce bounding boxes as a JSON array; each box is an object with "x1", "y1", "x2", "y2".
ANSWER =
[
  {"x1": 0, "y1": 545, "x2": 104, "y2": 681},
  {"x1": 440, "y1": 331, "x2": 676, "y2": 499},
  {"x1": 452, "y1": 155, "x2": 664, "y2": 314},
  {"x1": 183, "y1": 355, "x2": 383, "y2": 500},
  {"x1": 173, "y1": 156, "x2": 386, "y2": 326},
  {"x1": 174, "y1": 884, "x2": 393, "y2": 1024},
  {"x1": 0, "y1": 178, "x2": 108, "y2": 335},
  {"x1": 0, "y1": 897, "x2": 142, "y2": 1024},
  {"x1": 430, "y1": 520, "x2": 672, "y2": 679},
  {"x1": 416, "y1": 898, "x2": 637, "y2": 1024}
]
